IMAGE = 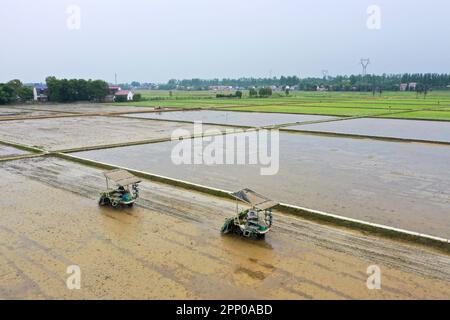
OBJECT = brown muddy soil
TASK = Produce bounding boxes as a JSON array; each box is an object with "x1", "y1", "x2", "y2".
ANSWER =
[
  {"x1": 0, "y1": 116, "x2": 230, "y2": 151},
  {"x1": 1, "y1": 157, "x2": 449, "y2": 299}
]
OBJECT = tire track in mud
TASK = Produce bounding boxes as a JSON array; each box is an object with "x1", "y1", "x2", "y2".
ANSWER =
[
  {"x1": 2, "y1": 156, "x2": 450, "y2": 297},
  {"x1": 2, "y1": 156, "x2": 235, "y2": 223},
  {"x1": 0, "y1": 158, "x2": 358, "y2": 298},
  {"x1": 5, "y1": 157, "x2": 450, "y2": 275},
  {"x1": 0, "y1": 251, "x2": 51, "y2": 299},
  {"x1": 273, "y1": 218, "x2": 450, "y2": 282}
]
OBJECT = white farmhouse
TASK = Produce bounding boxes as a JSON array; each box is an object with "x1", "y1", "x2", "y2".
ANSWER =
[{"x1": 114, "y1": 90, "x2": 134, "y2": 101}]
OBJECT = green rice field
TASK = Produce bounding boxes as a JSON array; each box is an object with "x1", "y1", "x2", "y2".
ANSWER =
[{"x1": 117, "y1": 90, "x2": 450, "y2": 121}]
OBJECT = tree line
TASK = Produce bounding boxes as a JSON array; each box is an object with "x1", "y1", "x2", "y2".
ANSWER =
[
  {"x1": 158, "y1": 76, "x2": 301, "y2": 90},
  {"x1": 300, "y1": 74, "x2": 450, "y2": 91},
  {"x1": 0, "y1": 77, "x2": 110, "y2": 105},
  {"x1": 45, "y1": 77, "x2": 109, "y2": 102},
  {"x1": 0, "y1": 80, "x2": 33, "y2": 104},
  {"x1": 156, "y1": 73, "x2": 450, "y2": 91},
  {"x1": 2, "y1": 73, "x2": 450, "y2": 105}
]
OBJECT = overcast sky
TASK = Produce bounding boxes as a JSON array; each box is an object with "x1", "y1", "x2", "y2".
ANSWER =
[{"x1": 1, "y1": 0, "x2": 449, "y2": 83}]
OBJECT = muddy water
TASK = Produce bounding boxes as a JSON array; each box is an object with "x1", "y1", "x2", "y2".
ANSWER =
[
  {"x1": 122, "y1": 110, "x2": 336, "y2": 127},
  {"x1": 0, "y1": 107, "x2": 58, "y2": 118},
  {"x1": 0, "y1": 145, "x2": 28, "y2": 158},
  {"x1": 0, "y1": 107, "x2": 30, "y2": 117},
  {"x1": 73, "y1": 133, "x2": 450, "y2": 238},
  {"x1": 0, "y1": 116, "x2": 231, "y2": 151},
  {"x1": 287, "y1": 118, "x2": 450, "y2": 143},
  {"x1": 13, "y1": 103, "x2": 155, "y2": 114},
  {"x1": 2, "y1": 157, "x2": 450, "y2": 299}
]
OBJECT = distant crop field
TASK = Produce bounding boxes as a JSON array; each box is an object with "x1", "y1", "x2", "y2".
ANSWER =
[{"x1": 117, "y1": 90, "x2": 450, "y2": 121}]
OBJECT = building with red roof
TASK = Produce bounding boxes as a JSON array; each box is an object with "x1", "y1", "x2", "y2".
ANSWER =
[{"x1": 114, "y1": 90, "x2": 134, "y2": 101}]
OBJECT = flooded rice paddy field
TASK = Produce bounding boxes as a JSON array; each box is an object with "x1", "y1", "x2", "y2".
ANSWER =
[
  {"x1": 286, "y1": 117, "x2": 450, "y2": 143},
  {"x1": 0, "y1": 116, "x2": 230, "y2": 151},
  {"x1": 0, "y1": 144, "x2": 29, "y2": 158},
  {"x1": 1, "y1": 156, "x2": 450, "y2": 299},
  {"x1": 73, "y1": 132, "x2": 450, "y2": 239},
  {"x1": 2, "y1": 105, "x2": 450, "y2": 299},
  {"x1": 12, "y1": 103, "x2": 158, "y2": 114},
  {"x1": 124, "y1": 109, "x2": 450, "y2": 144},
  {"x1": 0, "y1": 106, "x2": 62, "y2": 118},
  {"x1": 122, "y1": 110, "x2": 337, "y2": 127}
]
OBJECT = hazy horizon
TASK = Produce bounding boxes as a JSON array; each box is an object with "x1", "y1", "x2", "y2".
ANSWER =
[{"x1": 1, "y1": 0, "x2": 449, "y2": 83}]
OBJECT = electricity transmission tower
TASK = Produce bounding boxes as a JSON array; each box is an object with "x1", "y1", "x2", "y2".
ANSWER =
[
  {"x1": 360, "y1": 59, "x2": 370, "y2": 77},
  {"x1": 360, "y1": 59, "x2": 371, "y2": 92},
  {"x1": 322, "y1": 70, "x2": 329, "y2": 80}
]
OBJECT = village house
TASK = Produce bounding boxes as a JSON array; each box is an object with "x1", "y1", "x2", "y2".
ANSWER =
[
  {"x1": 114, "y1": 90, "x2": 134, "y2": 101},
  {"x1": 270, "y1": 85, "x2": 279, "y2": 91},
  {"x1": 108, "y1": 85, "x2": 121, "y2": 95},
  {"x1": 400, "y1": 83, "x2": 417, "y2": 91},
  {"x1": 104, "y1": 85, "x2": 121, "y2": 102},
  {"x1": 33, "y1": 84, "x2": 49, "y2": 102},
  {"x1": 209, "y1": 85, "x2": 233, "y2": 91}
]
